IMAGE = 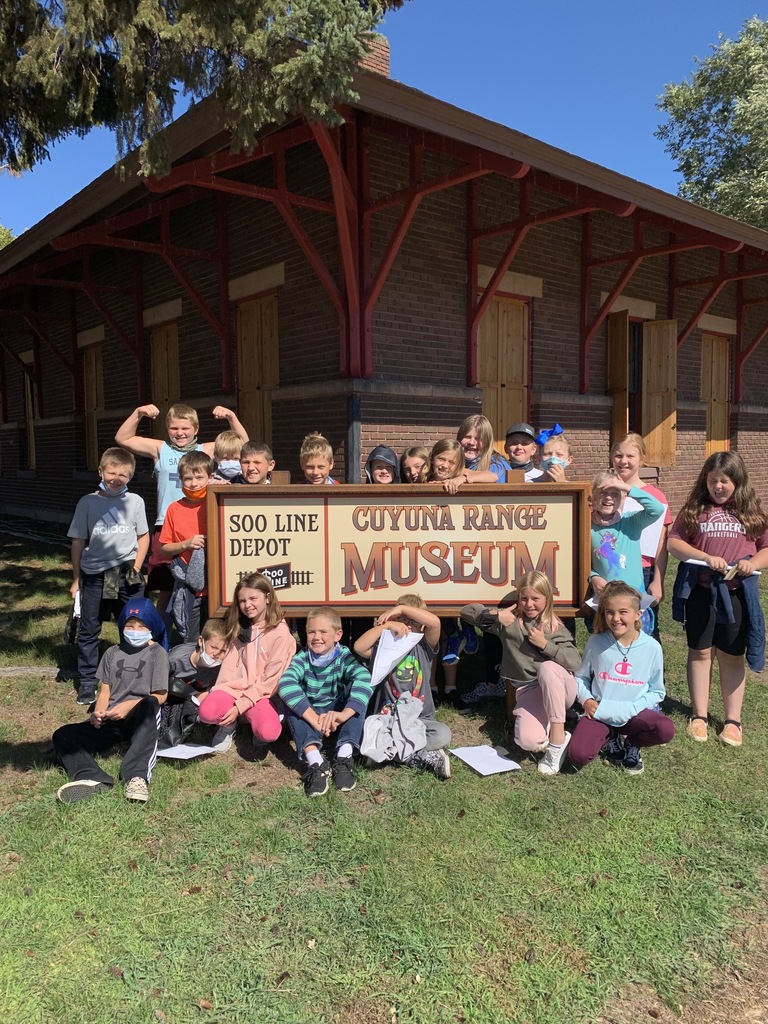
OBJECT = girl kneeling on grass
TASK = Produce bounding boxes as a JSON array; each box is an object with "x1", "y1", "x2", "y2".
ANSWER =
[
  {"x1": 197, "y1": 572, "x2": 296, "y2": 752},
  {"x1": 570, "y1": 581, "x2": 674, "y2": 775},
  {"x1": 460, "y1": 571, "x2": 581, "y2": 776}
]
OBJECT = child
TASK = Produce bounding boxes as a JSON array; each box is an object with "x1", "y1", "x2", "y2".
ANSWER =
[
  {"x1": 53, "y1": 598, "x2": 170, "y2": 803},
  {"x1": 115, "y1": 403, "x2": 248, "y2": 603},
  {"x1": 68, "y1": 447, "x2": 149, "y2": 706},
  {"x1": 159, "y1": 451, "x2": 215, "y2": 641},
  {"x1": 668, "y1": 451, "x2": 768, "y2": 747},
  {"x1": 279, "y1": 607, "x2": 374, "y2": 797},
  {"x1": 400, "y1": 446, "x2": 430, "y2": 484},
  {"x1": 611, "y1": 432, "x2": 672, "y2": 639},
  {"x1": 300, "y1": 432, "x2": 338, "y2": 484},
  {"x1": 427, "y1": 439, "x2": 466, "y2": 494},
  {"x1": 570, "y1": 582, "x2": 674, "y2": 774},
  {"x1": 238, "y1": 440, "x2": 276, "y2": 485},
  {"x1": 504, "y1": 423, "x2": 543, "y2": 481},
  {"x1": 354, "y1": 595, "x2": 452, "y2": 778},
  {"x1": 198, "y1": 572, "x2": 296, "y2": 751},
  {"x1": 165, "y1": 618, "x2": 231, "y2": 750},
  {"x1": 212, "y1": 430, "x2": 246, "y2": 483},
  {"x1": 537, "y1": 425, "x2": 574, "y2": 482},
  {"x1": 364, "y1": 445, "x2": 399, "y2": 484},
  {"x1": 457, "y1": 414, "x2": 510, "y2": 483},
  {"x1": 461, "y1": 571, "x2": 581, "y2": 774}
]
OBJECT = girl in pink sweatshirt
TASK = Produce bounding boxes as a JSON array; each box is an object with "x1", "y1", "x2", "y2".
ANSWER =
[{"x1": 198, "y1": 572, "x2": 296, "y2": 748}]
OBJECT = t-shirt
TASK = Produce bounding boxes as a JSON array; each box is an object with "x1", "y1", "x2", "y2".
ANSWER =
[
  {"x1": 96, "y1": 641, "x2": 169, "y2": 708},
  {"x1": 466, "y1": 452, "x2": 511, "y2": 484},
  {"x1": 623, "y1": 483, "x2": 673, "y2": 569},
  {"x1": 369, "y1": 635, "x2": 438, "y2": 720},
  {"x1": 158, "y1": 498, "x2": 207, "y2": 568},
  {"x1": 68, "y1": 491, "x2": 148, "y2": 575},
  {"x1": 168, "y1": 643, "x2": 221, "y2": 692},
  {"x1": 669, "y1": 504, "x2": 768, "y2": 588}
]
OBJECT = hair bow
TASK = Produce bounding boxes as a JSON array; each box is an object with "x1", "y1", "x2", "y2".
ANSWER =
[{"x1": 535, "y1": 423, "x2": 563, "y2": 446}]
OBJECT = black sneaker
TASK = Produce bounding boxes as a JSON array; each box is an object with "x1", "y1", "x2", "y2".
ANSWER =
[
  {"x1": 331, "y1": 755, "x2": 357, "y2": 792},
  {"x1": 76, "y1": 683, "x2": 97, "y2": 706},
  {"x1": 302, "y1": 758, "x2": 330, "y2": 798},
  {"x1": 622, "y1": 744, "x2": 644, "y2": 775},
  {"x1": 411, "y1": 749, "x2": 451, "y2": 780},
  {"x1": 599, "y1": 728, "x2": 625, "y2": 765},
  {"x1": 57, "y1": 779, "x2": 110, "y2": 803}
]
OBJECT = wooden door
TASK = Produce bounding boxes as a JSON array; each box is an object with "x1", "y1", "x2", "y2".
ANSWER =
[
  {"x1": 82, "y1": 345, "x2": 104, "y2": 471},
  {"x1": 150, "y1": 322, "x2": 180, "y2": 438},
  {"x1": 236, "y1": 295, "x2": 279, "y2": 443},
  {"x1": 477, "y1": 297, "x2": 528, "y2": 440},
  {"x1": 642, "y1": 320, "x2": 677, "y2": 467},
  {"x1": 700, "y1": 332, "x2": 730, "y2": 456},
  {"x1": 606, "y1": 310, "x2": 629, "y2": 443}
]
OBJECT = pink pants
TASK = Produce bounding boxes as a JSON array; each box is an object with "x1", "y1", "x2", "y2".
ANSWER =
[
  {"x1": 511, "y1": 662, "x2": 577, "y2": 752},
  {"x1": 198, "y1": 691, "x2": 282, "y2": 744}
]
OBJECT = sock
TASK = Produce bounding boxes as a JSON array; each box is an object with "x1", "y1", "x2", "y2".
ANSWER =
[
  {"x1": 548, "y1": 739, "x2": 565, "y2": 749},
  {"x1": 337, "y1": 742, "x2": 353, "y2": 759},
  {"x1": 305, "y1": 749, "x2": 323, "y2": 766}
]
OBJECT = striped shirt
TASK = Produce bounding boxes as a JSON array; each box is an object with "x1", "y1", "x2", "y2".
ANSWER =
[{"x1": 278, "y1": 646, "x2": 373, "y2": 718}]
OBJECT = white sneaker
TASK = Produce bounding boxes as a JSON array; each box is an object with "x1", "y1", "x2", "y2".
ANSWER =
[
  {"x1": 537, "y1": 732, "x2": 571, "y2": 776},
  {"x1": 211, "y1": 725, "x2": 236, "y2": 753}
]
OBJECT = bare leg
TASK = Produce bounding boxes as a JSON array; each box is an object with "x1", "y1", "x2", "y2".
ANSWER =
[
  {"x1": 687, "y1": 647, "x2": 714, "y2": 717},
  {"x1": 715, "y1": 650, "x2": 747, "y2": 723}
]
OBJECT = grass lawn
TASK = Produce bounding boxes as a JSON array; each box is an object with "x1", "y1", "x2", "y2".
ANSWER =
[{"x1": 1, "y1": 532, "x2": 768, "y2": 1024}]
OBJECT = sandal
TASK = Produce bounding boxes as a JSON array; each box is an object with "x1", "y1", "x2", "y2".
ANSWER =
[
  {"x1": 718, "y1": 720, "x2": 743, "y2": 748},
  {"x1": 686, "y1": 715, "x2": 708, "y2": 742}
]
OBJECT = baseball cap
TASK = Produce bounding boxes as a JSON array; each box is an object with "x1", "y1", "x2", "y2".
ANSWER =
[{"x1": 505, "y1": 422, "x2": 536, "y2": 442}]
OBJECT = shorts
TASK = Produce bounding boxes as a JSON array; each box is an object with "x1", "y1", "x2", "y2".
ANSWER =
[
  {"x1": 685, "y1": 583, "x2": 748, "y2": 656},
  {"x1": 146, "y1": 527, "x2": 173, "y2": 592}
]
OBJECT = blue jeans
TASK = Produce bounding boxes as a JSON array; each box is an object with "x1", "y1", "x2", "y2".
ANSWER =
[
  {"x1": 286, "y1": 694, "x2": 364, "y2": 761},
  {"x1": 77, "y1": 568, "x2": 143, "y2": 686}
]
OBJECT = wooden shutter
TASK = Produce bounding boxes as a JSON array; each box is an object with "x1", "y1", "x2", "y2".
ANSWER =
[
  {"x1": 82, "y1": 345, "x2": 104, "y2": 471},
  {"x1": 606, "y1": 310, "x2": 629, "y2": 444},
  {"x1": 700, "y1": 332, "x2": 729, "y2": 456},
  {"x1": 642, "y1": 320, "x2": 677, "y2": 467},
  {"x1": 150, "y1": 323, "x2": 180, "y2": 438},
  {"x1": 477, "y1": 297, "x2": 528, "y2": 440},
  {"x1": 236, "y1": 294, "x2": 279, "y2": 443}
]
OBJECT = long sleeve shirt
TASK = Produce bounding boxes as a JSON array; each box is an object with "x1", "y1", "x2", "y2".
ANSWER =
[
  {"x1": 278, "y1": 645, "x2": 373, "y2": 718},
  {"x1": 574, "y1": 630, "x2": 664, "y2": 727},
  {"x1": 590, "y1": 485, "x2": 664, "y2": 591},
  {"x1": 213, "y1": 621, "x2": 296, "y2": 714}
]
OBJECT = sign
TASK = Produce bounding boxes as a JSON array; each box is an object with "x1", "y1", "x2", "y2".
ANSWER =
[{"x1": 207, "y1": 483, "x2": 591, "y2": 616}]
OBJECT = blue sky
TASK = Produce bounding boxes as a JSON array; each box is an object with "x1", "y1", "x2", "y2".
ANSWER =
[{"x1": 1, "y1": 0, "x2": 766, "y2": 237}]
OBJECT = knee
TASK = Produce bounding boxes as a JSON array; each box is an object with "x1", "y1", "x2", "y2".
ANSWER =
[
  {"x1": 656, "y1": 717, "x2": 676, "y2": 744},
  {"x1": 252, "y1": 721, "x2": 282, "y2": 744}
]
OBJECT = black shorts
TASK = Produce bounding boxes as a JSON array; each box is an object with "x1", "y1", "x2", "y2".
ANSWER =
[{"x1": 685, "y1": 583, "x2": 748, "y2": 656}]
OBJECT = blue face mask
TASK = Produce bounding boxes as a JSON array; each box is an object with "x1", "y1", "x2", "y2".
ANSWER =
[
  {"x1": 541, "y1": 456, "x2": 570, "y2": 472},
  {"x1": 98, "y1": 479, "x2": 128, "y2": 497},
  {"x1": 124, "y1": 629, "x2": 151, "y2": 648},
  {"x1": 308, "y1": 643, "x2": 340, "y2": 669},
  {"x1": 216, "y1": 460, "x2": 241, "y2": 480}
]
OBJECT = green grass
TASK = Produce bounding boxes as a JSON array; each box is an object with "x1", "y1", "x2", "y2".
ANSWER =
[{"x1": 1, "y1": 533, "x2": 768, "y2": 1023}]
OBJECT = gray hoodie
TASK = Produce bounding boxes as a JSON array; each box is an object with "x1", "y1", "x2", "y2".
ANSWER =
[{"x1": 364, "y1": 445, "x2": 399, "y2": 483}]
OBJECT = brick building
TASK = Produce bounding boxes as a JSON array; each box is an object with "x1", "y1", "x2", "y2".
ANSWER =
[{"x1": 2, "y1": 39, "x2": 768, "y2": 526}]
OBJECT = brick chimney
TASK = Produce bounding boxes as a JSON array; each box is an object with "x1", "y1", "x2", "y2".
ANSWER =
[{"x1": 361, "y1": 35, "x2": 390, "y2": 77}]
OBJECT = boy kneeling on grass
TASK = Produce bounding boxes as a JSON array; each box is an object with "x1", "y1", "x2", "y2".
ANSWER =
[
  {"x1": 278, "y1": 607, "x2": 373, "y2": 797},
  {"x1": 53, "y1": 598, "x2": 169, "y2": 804}
]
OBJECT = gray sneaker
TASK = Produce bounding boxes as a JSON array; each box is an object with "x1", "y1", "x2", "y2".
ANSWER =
[
  {"x1": 411, "y1": 748, "x2": 451, "y2": 780},
  {"x1": 57, "y1": 779, "x2": 110, "y2": 803},
  {"x1": 125, "y1": 777, "x2": 149, "y2": 802},
  {"x1": 211, "y1": 724, "x2": 236, "y2": 753}
]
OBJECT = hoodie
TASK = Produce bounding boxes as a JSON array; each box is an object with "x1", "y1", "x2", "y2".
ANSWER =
[
  {"x1": 118, "y1": 597, "x2": 170, "y2": 651},
  {"x1": 365, "y1": 445, "x2": 399, "y2": 484}
]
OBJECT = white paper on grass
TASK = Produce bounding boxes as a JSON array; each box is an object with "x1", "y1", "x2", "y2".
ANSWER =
[
  {"x1": 449, "y1": 745, "x2": 521, "y2": 775},
  {"x1": 622, "y1": 495, "x2": 667, "y2": 559},
  {"x1": 586, "y1": 591, "x2": 656, "y2": 612},
  {"x1": 369, "y1": 629, "x2": 423, "y2": 688},
  {"x1": 156, "y1": 743, "x2": 217, "y2": 759}
]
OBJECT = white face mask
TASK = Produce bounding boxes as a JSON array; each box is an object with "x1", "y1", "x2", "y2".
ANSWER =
[
  {"x1": 124, "y1": 629, "x2": 151, "y2": 648},
  {"x1": 216, "y1": 460, "x2": 241, "y2": 479},
  {"x1": 198, "y1": 649, "x2": 222, "y2": 668}
]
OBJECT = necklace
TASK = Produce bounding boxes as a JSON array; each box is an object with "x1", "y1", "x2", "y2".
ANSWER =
[{"x1": 615, "y1": 633, "x2": 638, "y2": 662}]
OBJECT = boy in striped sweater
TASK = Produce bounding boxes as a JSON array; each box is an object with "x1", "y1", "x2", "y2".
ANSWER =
[{"x1": 279, "y1": 607, "x2": 373, "y2": 797}]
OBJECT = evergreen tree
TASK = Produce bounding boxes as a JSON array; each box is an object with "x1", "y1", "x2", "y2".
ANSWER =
[
  {"x1": 0, "y1": 0, "x2": 405, "y2": 177},
  {"x1": 0, "y1": 223, "x2": 12, "y2": 249}
]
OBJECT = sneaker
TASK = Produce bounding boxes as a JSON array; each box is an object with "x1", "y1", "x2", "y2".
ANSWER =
[
  {"x1": 599, "y1": 729, "x2": 625, "y2": 765},
  {"x1": 687, "y1": 717, "x2": 709, "y2": 742},
  {"x1": 211, "y1": 724, "x2": 236, "y2": 753},
  {"x1": 57, "y1": 779, "x2": 110, "y2": 803},
  {"x1": 538, "y1": 732, "x2": 571, "y2": 776},
  {"x1": 76, "y1": 683, "x2": 97, "y2": 706},
  {"x1": 461, "y1": 622, "x2": 479, "y2": 655},
  {"x1": 125, "y1": 777, "x2": 149, "y2": 802},
  {"x1": 440, "y1": 689, "x2": 466, "y2": 711},
  {"x1": 718, "y1": 721, "x2": 743, "y2": 747},
  {"x1": 302, "y1": 758, "x2": 330, "y2": 797},
  {"x1": 622, "y1": 744, "x2": 644, "y2": 775},
  {"x1": 331, "y1": 755, "x2": 357, "y2": 792},
  {"x1": 411, "y1": 748, "x2": 451, "y2": 780},
  {"x1": 460, "y1": 681, "x2": 504, "y2": 704},
  {"x1": 442, "y1": 631, "x2": 465, "y2": 665}
]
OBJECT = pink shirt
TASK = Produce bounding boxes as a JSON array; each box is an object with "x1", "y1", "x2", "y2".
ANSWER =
[
  {"x1": 212, "y1": 620, "x2": 296, "y2": 713},
  {"x1": 669, "y1": 504, "x2": 768, "y2": 588}
]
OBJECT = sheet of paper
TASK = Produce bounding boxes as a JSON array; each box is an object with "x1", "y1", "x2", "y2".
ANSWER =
[
  {"x1": 449, "y1": 744, "x2": 521, "y2": 775},
  {"x1": 73, "y1": 591, "x2": 81, "y2": 617},
  {"x1": 370, "y1": 628, "x2": 423, "y2": 688},
  {"x1": 156, "y1": 743, "x2": 217, "y2": 759},
  {"x1": 586, "y1": 590, "x2": 655, "y2": 611},
  {"x1": 622, "y1": 495, "x2": 666, "y2": 559},
  {"x1": 683, "y1": 558, "x2": 760, "y2": 576}
]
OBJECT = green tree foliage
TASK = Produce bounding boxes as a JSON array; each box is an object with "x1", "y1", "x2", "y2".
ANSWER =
[
  {"x1": 0, "y1": 223, "x2": 12, "y2": 248},
  {"x1": 656, "y1": 16, "x2": 768, "y2": 228},
  {"x1": 0, "y1": 0, "x2": 406, "y2": 178}
]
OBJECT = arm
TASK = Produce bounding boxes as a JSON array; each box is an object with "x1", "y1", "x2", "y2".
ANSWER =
[
  {"x1": 378, "y1": 604, "x2": 440, "y2": 648},
  {"x1": 70, "y1": 538, "x2": 86, "y2": 598},
  {"x1": 354, "y1": 620, "x2": 409, "y2": 661},
  {"x1": 667, "y1": 532, "x2": 728, "y2": 572},
  {"x1": 574, "y1": 645, "x2": 596, "y2": 708},
  {"x1": 527, "y1": 628, "x2": 582, "y2": 672},
  {"x1": 460, "y1": 603, "x2": 506, "y2": 637},
  {"x1": 134, "y1": 532, "x2": 150, "y2": 573},
  {"x1": 200, "y1": 406, "x2": 249, "y2": 455},
  {"x1": 625, "y1": 485, "x2": 664, "y2": 529},
  {"x1": 90, "y1": 682, "x2": 110, "y2": 727},
  {"x1": 115, "y1": 405, "x2": 164, "y2": 460},
  {"x1": 463, "y1": 468, "x2": 497, "y2": 484},
  {"x1": 160, "y1": 534, "x2": 205, "y2": 557},
  {"x1": 648, "y1": 527, "x2": 669, "y2": 604}
]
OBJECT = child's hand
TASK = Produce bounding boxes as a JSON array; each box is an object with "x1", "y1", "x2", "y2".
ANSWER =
[
  {"x1": 137, "y1": 404, "x2": 160, "y2": 420},
  {"x1": 386, "y1": 621, "x2": 411, "y2": 638},
  {"x1": 497, "y1": 607, "x2": 516, "y2": 627},
  {"x1": 219, "y1": 706, "x2": 239, "y2": 727},
  {"x1": 212, "y1": 405, "x2": 234, "y2": 420},
  {"x1": 541, "y1": 463, "x2": 566, "y2": 483},
  {"x1": 377, "y1": 607, "x2": 403, "y2": 625},
  {"x1": 591, "y1": 576, "x2": 608, "y2": 597},
  {"x1": 186, "y1": 535, "x2": 206, "y2": 550},
  {"x1": 90, "y1": 709, "x2": 106, "y2": 728},
  {"x1": 647, "y1": 578, "x2": 663, "y2": 606},
  {"x1": 527, "y1": 624, "x2": 548, "y2": 650},
  {"x1": 316, "y1": 710, "x2": 347, "y2": 735},
  {"x1": 735, "y1": 559, "x2": 756, "y2": 576},
  {"x1": 583, "y1": 698, "x2": 599, "y2": 718},
  {"x1": 104, "y1": 705, "x2": 128, "y2": 721},
  {"x1": 706, "y1": 555, "x2": 729, "y2": 573},
  {"x1": 69, "y1": 579, "x2": 80, "y2": 599},
  {"x1": 442, "y1": 478, "x2": 462, "y2": 494}
]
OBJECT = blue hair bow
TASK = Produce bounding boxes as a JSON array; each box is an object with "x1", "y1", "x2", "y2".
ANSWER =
[{"x1": 535, "y1": 423, "x2": 563, "y2": 446}]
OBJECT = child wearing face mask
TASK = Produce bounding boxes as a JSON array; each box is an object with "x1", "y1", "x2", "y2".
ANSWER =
[
  {"x1": 164, "y1": 619, "x2": 231, "y2": 751},
  {"x1": 536, "y1": 425, "x2": 574, "y2": 482},
  {"x1": 53, "y1": 598, "x2": 170, "y2": 804},
  {"x1": 68, "y1": 447, "x2": 150, "y2": 708},
  {"x1": 211, "y1": 430, "x2": 246, "y2": 483}
]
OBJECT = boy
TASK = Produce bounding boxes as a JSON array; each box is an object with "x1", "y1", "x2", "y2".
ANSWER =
[
  {"x1": 68, "y1": 447, "x2": 149, "y2": 706},
  {"x1": 212, "y1": 430, "x2": 247, "y2": 483},
  {"x1": 504, "y1": 422, "x2": 544, "y2": 481},
  {"x1": 53, "y1": 599, "x2": 169, "y2": 804},
  {"x1": 237, "y1": 440, "x2": 276, "y2": 486},
  {"x1": 164, "y1": 618, "x2": 232, "y2": 750},
  {"x1": 159, "y1": 451, "x2": 215, "y2": 641},
  {"x1": 115, "y1": 402, "x2": 247, "y2": 599},
  {"x1": 300, "y1": 432, "x2": 338, "y2": 485},
  {"x1": 354, "y1": 595, "x2": 452, "y2": 778},
  {"x1": 279, "y1": 607, "x2": 374, "y2": 797},
  {"x1": 364, "y1": 445, "x2": 398, "y2": 484}
]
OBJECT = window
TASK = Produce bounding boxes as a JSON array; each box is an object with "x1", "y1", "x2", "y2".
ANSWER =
[{"x1": 700, "y1": 332, "x2": 730, "y2": 456}]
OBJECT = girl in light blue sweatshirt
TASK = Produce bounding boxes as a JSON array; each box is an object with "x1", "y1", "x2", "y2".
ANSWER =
[{"x1": 569, "y1": 582, "x2": 675, "y2": 775}]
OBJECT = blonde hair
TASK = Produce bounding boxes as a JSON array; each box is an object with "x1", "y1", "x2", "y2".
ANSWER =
[
  {"x1": 591, "y1": 470, "x2": 620, "y2": 493},
  {"x1": 400, "y1": 446, "x2": 430, "y2": 483},
  {"x1": 166, "y1": 403, "x2": 199, "y2": 430},
  {"x1": 513, "y1": 570, "x2": 561, "y2": 631},
  {"x1": 214, "y1": 430, "x2": 244, "y2": 460},
  {"x1": 428, "y1": 439, "x2": 465, "y2": 480},
  {"x1": 610, "y1": 432, "x2": 646, "y2": 465},
  {"x1": 593, "y1": 581, "x2": 642, "y2": 635},
  {"x1": 398, "y1": 593, "x2": 426, "y2": 610},
  {"x1": 456, "y1": 415, "x2": 495, "y2": 473},
  {"x1": 201, "y1": 617, "x2": 229, "y2": 641},
  {"x1": 542, "y1": 434, "x2": 573, "y2": 456},
  {"x1": 300, "y1": 432, "x2": 333, "y2": 465},
  {"x1": 307, "y1": 606, "x2": 342, "y2": 630},
  {"x1": 99, "y1": 447, "x2": 135, "y2": 475},
  {"x1": 224, "y1": 572, "x2": 286, "y2": 639}
]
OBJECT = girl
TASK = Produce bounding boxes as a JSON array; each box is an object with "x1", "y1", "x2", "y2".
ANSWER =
[
  {"x1": 668, "y1": 451, "x2": 768, "y2": 747},
  {"x1": 427, "y1": 439, "x2": 467, "y2": 494},
  {"x1": 400, "y1": 445, "x2": 430, "y2": 484},
  {"x1": 198, "y1": 572, "x2": 296, "y2": 748},
  {"x1": 456, "y1": 414, "x2": 510, "y2": 484},
  {"x1": 539, "y1": 431, "x2": 574, "y2": 482},
  {"x1": 570, "y1": 581, "x2": 674, "y2": 774},
  {"x1": 461, "y1": 571, "x2": 581, "y2": 775},
  {"x1": 611, "y1": 432, "x2": 672, "y2": 636}
]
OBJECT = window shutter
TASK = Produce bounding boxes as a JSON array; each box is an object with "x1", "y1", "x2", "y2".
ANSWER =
[{"x1": 642, "y1": 320, "x2": 677, "y2": 467}]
